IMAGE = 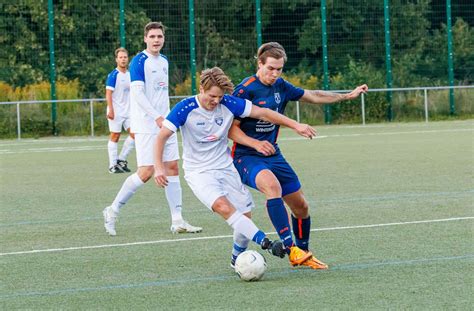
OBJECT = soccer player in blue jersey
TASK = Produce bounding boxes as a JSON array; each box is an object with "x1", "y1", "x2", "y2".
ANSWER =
[
  {"x1": 103, "y1": 22, "x2": 202, "y2": 236},
  {"x1": 105, "y1": 47, "x2": 135, "y2": 174},
  {"x1": 154, "y1": 67, "x2": 317, "y2": 266},
  {"x1": 230, "y1": 42, "x2": 368, "y2": 269}
]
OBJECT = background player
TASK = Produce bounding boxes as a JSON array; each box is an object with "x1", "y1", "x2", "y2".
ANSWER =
[
  {"x1": 103, "y1": 22, "x2": 202, "y2": 236},
  {"x1": 230, "y1": 42, "x2": 368, "y2": 269},
  {"x1": 154, "y1": 67, "x2": 317, "y2": 266},
  {"x1": 105, "y1": 47, "x2": 135, "y2": 173}
]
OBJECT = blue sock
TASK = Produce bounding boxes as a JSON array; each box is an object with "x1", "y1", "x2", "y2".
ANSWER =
[
  {"x1": 267, "y1": 198, "x2": 293, "y2": 252},
  {"x1": 251, "y1": 230, "x2": 266, "y2": 245},
  {"x1": 292, "y1": 215, "x2": 311, "y2": 251}
]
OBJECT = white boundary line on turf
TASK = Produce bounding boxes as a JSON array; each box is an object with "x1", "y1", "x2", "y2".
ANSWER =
[
  {"x1": 1, "y1": 216, "x2": 472, "y2": 257},
  {"x1": 1, "y1": 128, "x2": 472, "y2": 154}
]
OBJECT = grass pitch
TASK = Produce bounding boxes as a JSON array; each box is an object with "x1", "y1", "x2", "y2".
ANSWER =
[{"x1": 1, "y1": 120, "x2": 473, "y2": 309}]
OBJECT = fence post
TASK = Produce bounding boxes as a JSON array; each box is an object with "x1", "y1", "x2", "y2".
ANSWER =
[
  {"x1": 48, "y1": 0, "x2": 57, "y2": 135},
  {"x1": 90, "y1": 100, "x2": 94, "y2": 137},
  {"x1": 296, "y1": 101, "x2": 300, "y2": 123},
  {"x1": 189, "y1": 0, "x2": 197, "y2": 94},
  {"x1": 424, "y1": 88, "x2": 429, "y2": 123},
  {"x1": 446, "y1": 0, "x2": 455, "y2": 115},
  {"x1": 320, "y1": 0, "x2": 331, "y2": 124},
  {"x1": 119, "y1": 0, "x2": 125, "y2": 47},
  {"x1": 17, "y1": 103, "x2": 21, "y2": 140},
  {"x1": 384, "y1": 0, "x2": 393, "y2": 121},
  {"x1": 256, "y1": 0, "x2": 262, "y2": 48},
  {"x1": 361, "y1": 93, "x2": 366, "y2": 125}
]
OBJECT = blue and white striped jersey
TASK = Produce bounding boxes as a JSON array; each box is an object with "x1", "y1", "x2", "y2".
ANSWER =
[
  {"x1": 129, "y1": 50, "x2": 170, "y2": 134},
  {"x1": 163, "y1": 94, "x2": 252, "y2": 172},
  {"x1": 105, "y1": 69, "x2": 130, "y2": 117}
]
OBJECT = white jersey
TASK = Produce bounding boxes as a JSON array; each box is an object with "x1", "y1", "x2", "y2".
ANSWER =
[
  {"x1": 163, "y1": 94, "x2": 252, "y2": 172},
  {"x1": 105, "y1": 69, "x2": 130, "y2": 117},
  {"x1": 129, "y1": 50, "x2": 170, "y2": 134}
]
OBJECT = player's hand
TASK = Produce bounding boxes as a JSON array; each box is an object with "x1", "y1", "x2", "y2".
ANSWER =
[
  {"x1": 107, "y1": 110, "x2": 115, "y2": 120},
  {"x1": 155, "y1": 116, "x2": 165, "y2": 128},
  {"x1": 154, "y1": 167, "x2": 168, "y2": 187},
  {"x1": 254, "y1": 140, "x2": 276, "y2": 156},
  {"x1": 294, "y1": 123, "x2": 317, "y2": 139},
  {"x1": 345, "y1": 84, "x2": 368, "y2": 100}
]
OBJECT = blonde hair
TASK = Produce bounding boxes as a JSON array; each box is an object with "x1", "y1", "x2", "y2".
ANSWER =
[
  {"x1": 200, "y1": 67, "x2": 234, "y2": 94},
  {"x1": 114, "y1": 47, "x2": 128, "y2": 57},
  {"x1": 257, "y1": 42, "x2": 287, "y2": 64},
  {"x1": 144, "y1": 21, "x2": 165, "y2": 37}
]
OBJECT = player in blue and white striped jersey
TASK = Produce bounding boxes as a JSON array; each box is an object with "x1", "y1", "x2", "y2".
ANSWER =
[
  {"x1": 103, "y1": 22, "x2": 201, "y2": 236},
  {"x1": 154, "y1": 67, "x2": 317, "y2": 266},
  {"x1": 105, "y1": 47, "x2": 134, "y2": 174}
]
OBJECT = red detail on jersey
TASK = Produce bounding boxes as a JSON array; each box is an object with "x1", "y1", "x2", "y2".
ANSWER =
[
  {"x1": 231, "y1": 142, "x2": 237, "y2": 158},
  {"x1": 243, "y1": 76, "x2": 256, "y2": 87},
  {"x1": 258, "y1": 101, "x2": 266, "y2": 105},
  {"x1": 279, "y1": 227, "x2": 289, "y2": 234},
  {"x1": 298, "y1": 218, "x2": 303, "y2": 239},
  {"x1": 238, "y1": 89, "x2": 244, "y2": 94}
]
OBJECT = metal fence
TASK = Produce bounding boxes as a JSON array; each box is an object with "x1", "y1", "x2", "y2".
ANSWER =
[
  {"x1": 1, "y1": 85, "x2": 472, "y2": 140},
  {"x1": 1, "y1": 1, "x2": 473, "y2": 134}
]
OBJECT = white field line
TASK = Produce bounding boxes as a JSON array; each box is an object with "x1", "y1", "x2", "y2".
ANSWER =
[
  {"x1": 0, "y1": 128, "x2": 472, "y2": 155},
  {"x1": 1, "y1": 216, "x2": 472, "y2": 257}
]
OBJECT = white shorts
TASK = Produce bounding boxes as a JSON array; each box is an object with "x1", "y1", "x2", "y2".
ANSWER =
[
  {"x1": 134, "y1": 132, "x2": 179, "y2": 167},
  {"x1": 108, "y1": 116, "x2": 130, "y2": 133},
  {"x1": 185, "y1": 165, "x2": 254, "y2": 212}
]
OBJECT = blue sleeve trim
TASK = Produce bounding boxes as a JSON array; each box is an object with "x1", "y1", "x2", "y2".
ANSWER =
[{"x1": 130, "y1": 53, "x2": 147, "y2": 83}]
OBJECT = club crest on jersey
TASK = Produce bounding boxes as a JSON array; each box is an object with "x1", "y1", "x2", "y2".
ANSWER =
[
  {"x1": 274, "y1": 92, "x2": 281, "y2": 104},
  {"x1": 215, "y1": 117, "x2": 223, "y2": 126}
]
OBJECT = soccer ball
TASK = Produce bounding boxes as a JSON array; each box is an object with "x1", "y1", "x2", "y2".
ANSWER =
[{"x1": 234, "y1": 250, "x2": 267, "y2": 281}]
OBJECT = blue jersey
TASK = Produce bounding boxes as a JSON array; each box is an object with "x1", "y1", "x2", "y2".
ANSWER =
[{"x1": 232, "y1": 75, "x2": 304, "y2": 157}]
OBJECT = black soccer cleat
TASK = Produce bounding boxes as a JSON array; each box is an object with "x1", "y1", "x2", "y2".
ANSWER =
[
  {"x1": 260, "y1": 237, "x2": 286, "y2": 258},
  {"x1": 117, "y1": 159, "x2": 131, "y2": 172}
]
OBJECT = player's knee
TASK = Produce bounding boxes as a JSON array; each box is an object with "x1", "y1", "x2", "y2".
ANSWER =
[
  {"x1": 259, "y1": 180, "x2": 282, "y2": 197},
  {"x1": 137, "y1": 166, "x2": 154, "y2": 182},
  {"x1": 164, "y1": 161, "x2": 179, "y2": 175},
  {"x1": 109, "y1": 132, "x2": 120, "y2": 142},
  {"x1": 212, "y1": 198, "x2": 235, "y2": 219}
]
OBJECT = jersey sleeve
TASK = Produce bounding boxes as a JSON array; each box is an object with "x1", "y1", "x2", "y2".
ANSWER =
[
  {"x1": 284, "y1": 80, "x2": 305, "y2": 101},
  {"x1": 222, "y1": 95, "x2": 252, "y2": 118},
  {"x1": 106, "y1": 71, "x2": 117, "y2": 91},
  {"x1": 233, "y1": 83, "x2": 250, "y2": 100},
  {"x1": 129, "y1": 54, "x2": 146, "y2": 86},
  {"x1": 164, "y1": 100, "x2": 193, "y2": 132}
]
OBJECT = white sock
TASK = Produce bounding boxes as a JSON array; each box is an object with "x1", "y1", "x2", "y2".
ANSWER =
[
  {"x1": 232, "y1": 231, "x2": 250, "y2": 261},
  {"x1": 165, "y1": 175, "x2": 184, "y2": 224},
  {"x1": 111, "y1": 173, "x2": 144, "y2": 214},
  {"x1": 107, "y1": 140, "x2": 118, "y2": 168},
  {"x1": 226, "y1": 212, "x2": 259, "y2": 241},
  {"x1": 118, "y1": 136, "x2": 135, "y2": 161}
]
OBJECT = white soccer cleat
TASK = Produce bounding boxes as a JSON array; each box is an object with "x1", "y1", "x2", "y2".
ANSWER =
[
  {"x1": 103, "y1": 206, "x2": 117, "y2": 236},
  {"x1": 170, "y1": 220, "x2": 202, "y2": 234}
]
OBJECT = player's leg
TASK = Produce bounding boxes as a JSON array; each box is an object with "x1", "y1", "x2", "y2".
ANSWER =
[
  {"x1": 107, "y1": 129, "x2": 124, "y2": 173},
  {"x1": 163, "y1": 133, "x2": 202, "y2": 234},
  {"x1": 184, "y1": 169, "x2": 284, "y2": 259},
  {"x1": 117, "y1": 119, "x2": 134, "y2": 172},
  {"x1": 282, "y1": 185, "x2": 328, "y2": 268},
  {"x1": 103, "y1": 133, "x2": 154, "y2": 236}
]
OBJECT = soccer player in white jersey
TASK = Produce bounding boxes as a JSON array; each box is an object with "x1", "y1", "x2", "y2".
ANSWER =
[
  {"x1": 154, "y1": 67, "x2": 317, "y2": 266},
  {"x1": 105, "y1": 47, "x2": 135, "y2": 174},
  {"x1": 103, "y1": 22, "x2": 202, "y2": 236}
]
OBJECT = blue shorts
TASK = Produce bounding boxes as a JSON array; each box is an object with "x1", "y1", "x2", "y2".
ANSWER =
[{"x1": 233, "y1": 153, "x2": 301, "y2": 197}]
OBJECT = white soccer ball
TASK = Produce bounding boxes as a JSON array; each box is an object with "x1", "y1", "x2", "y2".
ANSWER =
[{"x1": 234, "y1": 250, "x2": 267, "y2": 281}]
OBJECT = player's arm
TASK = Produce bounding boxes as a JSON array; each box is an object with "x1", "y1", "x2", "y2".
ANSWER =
[
  {"x1": 106, "y1": 89, "x2": 114, "y2": 120},
  {"x1": 228, "y1": 120, "x2": 276, "y2": 156},
  {"x1": 300, "y1": 84, "x2": 368, "y2": 105},
  {"x1": 154, "y1": 127, "x2": 174, "y2": 187},
  {"x1": 249, "y1": 105, "x2": 317, "y2": 139},
  {"x1": 130, "y1": 84, "x2": 164, "y2": 127}
]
